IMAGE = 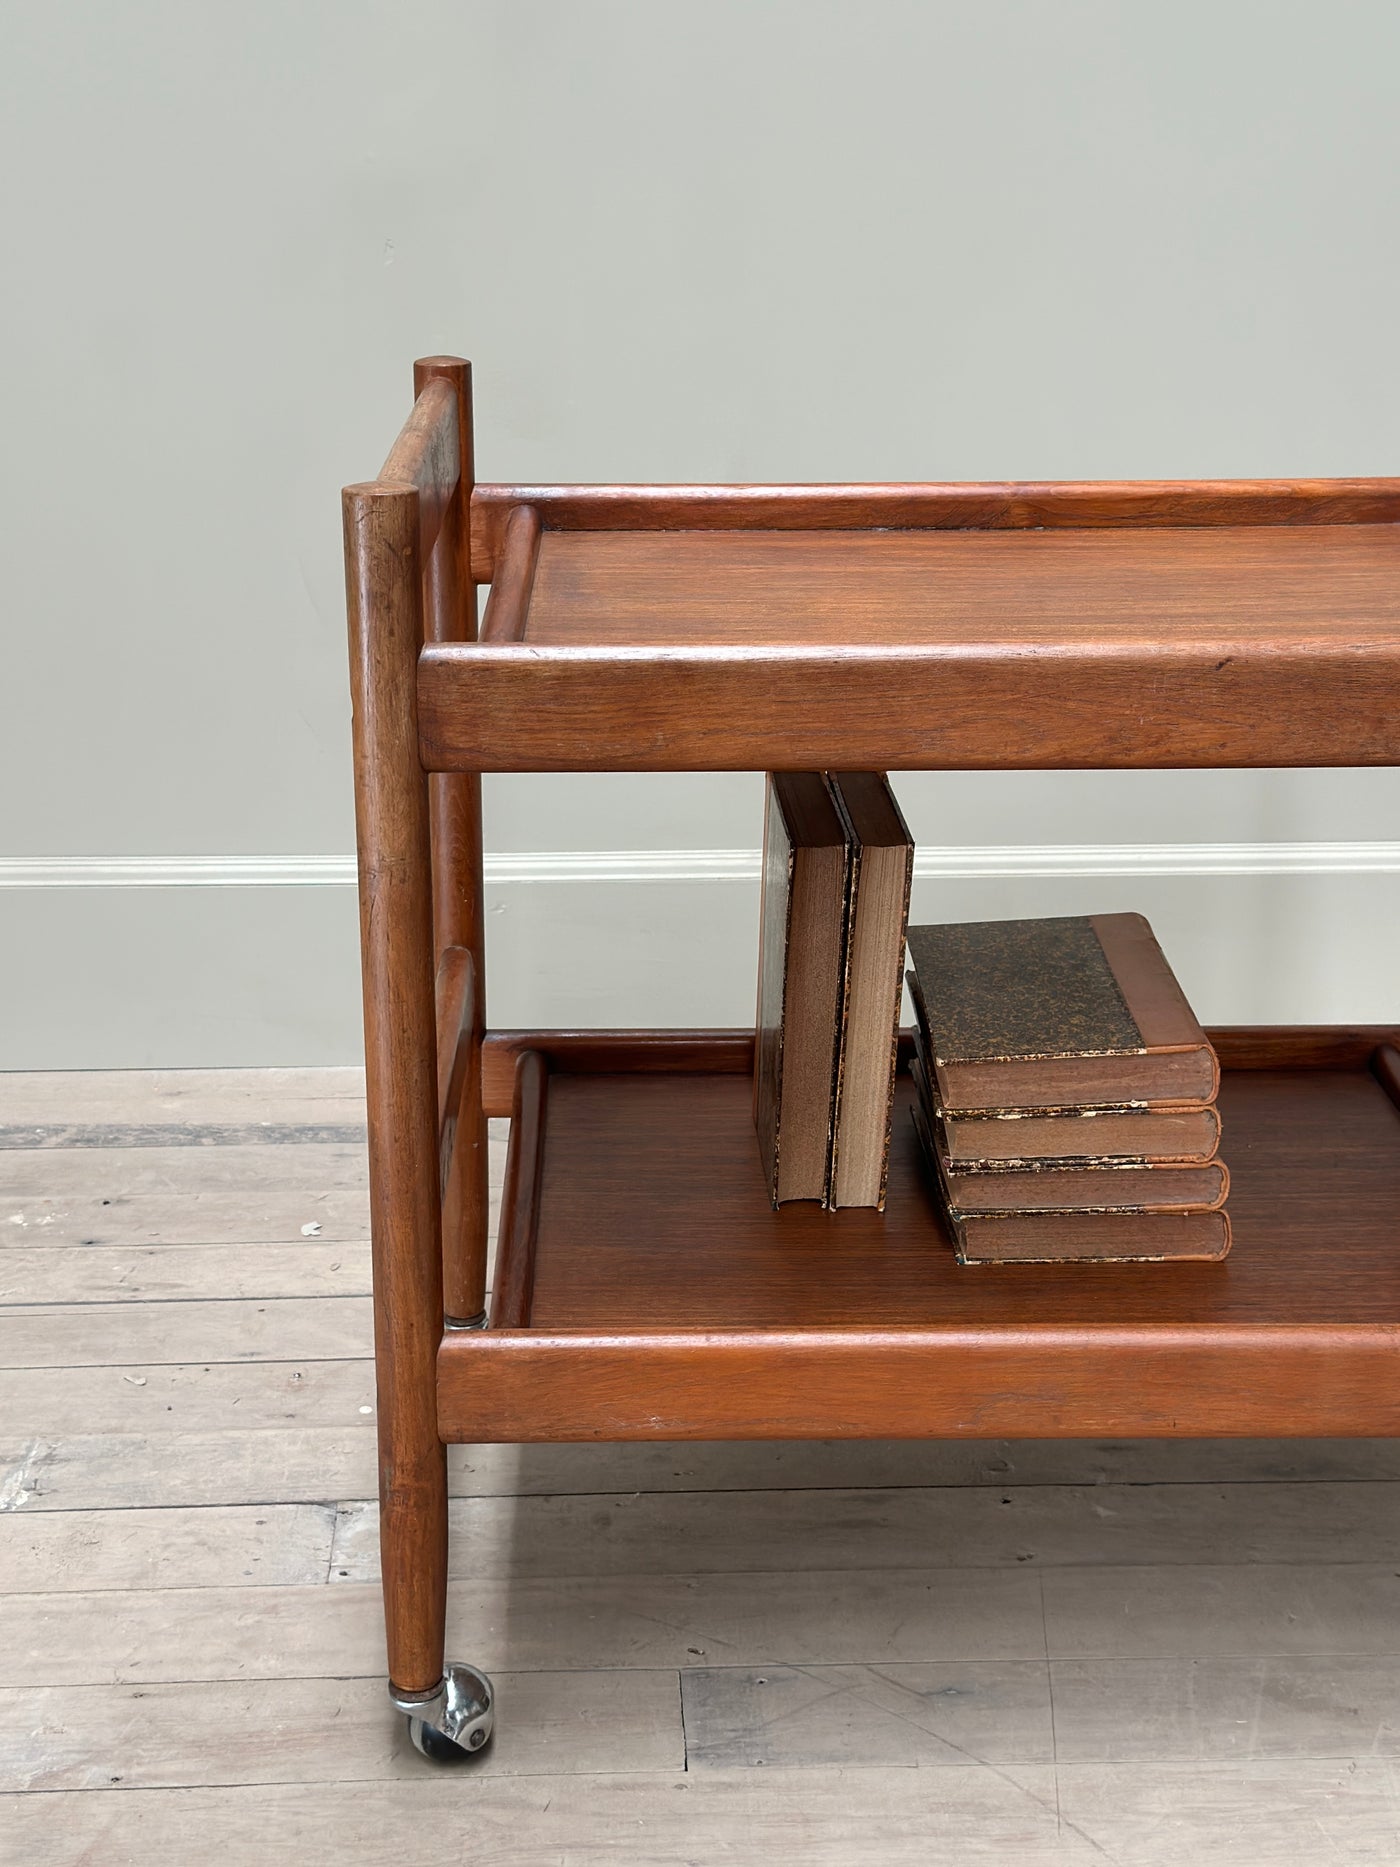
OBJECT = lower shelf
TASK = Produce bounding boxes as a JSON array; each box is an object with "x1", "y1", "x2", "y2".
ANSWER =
[{"x1": 439, "y1": 1028, "x2": 1400, "y2": 1442}]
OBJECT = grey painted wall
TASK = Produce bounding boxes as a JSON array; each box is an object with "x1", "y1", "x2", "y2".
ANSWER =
[{"x1": 3, "y1": 1, "x2": 1398, "y2": 1065}]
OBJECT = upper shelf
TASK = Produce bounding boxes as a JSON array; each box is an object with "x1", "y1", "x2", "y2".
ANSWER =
[
  {"x1": 417, "y1": 483, "x2": 1400, "y2": 772},
  {"x1": 523, "y1": 524, "x2": 1400, "y2": 648}
]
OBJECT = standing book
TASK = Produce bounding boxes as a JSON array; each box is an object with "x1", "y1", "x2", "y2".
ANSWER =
[
  {"x1": 753, "y1": 773, "x2": 852, "y2": 1204},
  {"x1": 827, "y1": 773, "x2": 914, "y2": 1208}
]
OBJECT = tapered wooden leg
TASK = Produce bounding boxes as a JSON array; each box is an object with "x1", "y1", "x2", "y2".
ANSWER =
[
  {"x1": 415, "y1": 356, "x2": 489, "y2": 1327},
  {"x1": 343, "y1": 479, "x2": 447, "y2": 1697}
]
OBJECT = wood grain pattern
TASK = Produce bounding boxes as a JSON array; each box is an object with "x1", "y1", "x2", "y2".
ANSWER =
[
  {"x1": 492, "y1": 1048, "x2": 1400, "y2": 1329},
  {"x1": 22, "y1": 1761, "x2": 1400, "y2": 1866},
  {"x1": 1040, "y1": 1561, "x2": 1400, "y2": 1659},
  {"x1": 681, "y1": 1661, "x2": 1054, "y2": 1771},
  {"x1": 475, "y1": 1027, "x2": 1399, "y2": 1118},
  {"x1": 1372, "y1": 1043, "x2": 1400, "y2": 1111},
  {"x1": 434, "y1": 947, "x2": 473, "y2": 1136},
  {"x1": 0, "y1": 1505, "x2": 337, "y2": 1593},
  {"x1": 1212, "y1": 1027, "x2": 1400, "y2": 1070},
  {"x1": 0, "y1": 1141, "x2": 370, "y2": 1245},
  {"x1": 1048, "y1": 1654, "x2": 1400, "y2": 1763},
  {"x1": 13, "y1": 1418, "x2": 1400, "y2": 1516},
  {"x1": 0, "y1": 1296, "x2": 372, "y2": 1368},
  {"x1": 1, "y1": 1569, "x2": 1046, "y2": 1684},
  {"x1": 0, "y1": 1242, "x2": 371, "y2": 1304},
  {"x1": 412, "y1": 358, "x2": 488, "y2": 1327},
  {"x1": 433, "y1": 947, "x2": 485, "y2": 1321},
  {"x1": 481, "y1": 1028, "x2": 753, "y2": 1117},
  {"x1": 478, "y1": 504, "x2": 541, "y2": 644},
  {"x1": 523, "y1": 526, "x2": 1400, "y2": 648},
  {"x1": 0, "y1": 1067, "x2": 367, "y2": 1127},
  {"x1": 0, "y1": 1140, "x2": 368, "y2": 1198},
  {"x1": 376, "y1": 378, "x2": 459, "y2": 563},
  {"x1": 342, "y1": 482, "x2": 447, "y2": 1695},
  {"x1": 423, "y1": 522, "x2": 1400, "y2": 771},
  {"x1": 0, "y1": 1671, "x2": 683, "y2": 1789},
  {"x1": 488, "y1": 1053, "x2": 546, "y2": 1330},
  {"x1": 330, "y1": 1478, "x2": 1400, "y2": 1582},
  {"x1": 442, "y1": 1325, "x2": 1400, "y2": 1442},
  {"x1": 468, "y1": 477, "x2": 1400, "y2": 578},
  {"x1": 412, "y1": 358, "x2": 473, "y2": 654},
  {"x1": 438, "y1": 1039, "x2": 1400, "y2": 1441},
  {"x1": 419, "y1": 639, "x2": 1400, "y2": 772}
]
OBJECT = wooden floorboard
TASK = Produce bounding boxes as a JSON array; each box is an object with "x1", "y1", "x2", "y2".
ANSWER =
[
  {"x1": 0, "y1": 1568, "x2": 1051, "y2": 1684},
  {"x1": 0, "y1": 1671, "x2": 684, "y2": 1790},
  {"x1": 682, "y1": 1660, "x2": 1056, "y2": 1770},
  {"x1": 0, "y1": 1190, "x2": 372, "y2": 1246},
  {"x1": 0, "y1": 1242, "x2": 374, "y2": 1303},
  {"x1": 0, "y1": 1068, "x2": 369, "y2": 1126},
  {"x1": 0, "y1": 1296, "x2": 374, "y2": 1367},
  {"x1": 0, "y1": 1768, "x2": 1091, "y2": 1866},
  {"x1": 1042, "y1": 1562, "x2": 1400, "y2": 1657},
  {"x1": 331, "y1": 1479, "x2": 1400, "y2": 1578},
  {"x1": 5, "y1": 1065, "x2": 1400, "y2": 1866},
  {"x1": 11, "y1": 1761, "x2": 1400, "y2": 1867},
  {"x1": 0, "y1": 1502, "x2": 337, "y2": 1591},
  {"x1": 18, "y1": 1427, "x2": 1400, "y2": 1516},
  {"x1": 0, "y1": 1142, "x2": 372, "y2": 1196}
]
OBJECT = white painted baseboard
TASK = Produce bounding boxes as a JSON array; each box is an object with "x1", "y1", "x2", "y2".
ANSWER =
[
  {"x1": 4, "y1": 841, "x2": 1400, "y2": 888},
  {"x1": 3, "y1": 847, "x2": 1399, "y2": 1067}
]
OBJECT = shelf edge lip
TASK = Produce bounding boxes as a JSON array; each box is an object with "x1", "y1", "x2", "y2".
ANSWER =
[
  {"x1": 444, "y1": 1323, "x2": 1400, "y2": 1347},
  {"x1": 438, "y1": 1324, "x2": 1400, "y2": 1440},
  {"x1": 416, "y1": 640, "x2": 1400, "y2": 771},
  {"x1": 467, "y1": 478, "x2": 1400, "y2": 577},
  {"x1": 423, "y1": 640, "x2": 1400, "y2": 666},
  {"x1": 475, "y1": 1026, "x2": 1400, "y2": 1117}
]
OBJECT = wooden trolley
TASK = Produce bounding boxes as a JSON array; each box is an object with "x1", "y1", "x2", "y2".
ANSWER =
[{"x1": 342, "y1": 356, "x2": 1400, "y2": 1757}]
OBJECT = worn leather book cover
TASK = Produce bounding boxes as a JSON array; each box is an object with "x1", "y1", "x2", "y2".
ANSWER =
[
  {"x1": 911, "y1": 1047, "x2": 1222, "y2": 1166},
  {"x1": 907, "y1": 913, "x2": 1219, "y2": 1115},
  {"x1": 753, "y1": 773, "x2": 852, "y2": 1205},
  {"x1": 934, "y1": 1130, "x2": 1228, "y2": 1214},
  {"x1": 826, "y1": 773, "x2": 914, "y2": 1210},
  {"x1": 912, "y1": 1099, "x2": 1231, "y2": 1263}
]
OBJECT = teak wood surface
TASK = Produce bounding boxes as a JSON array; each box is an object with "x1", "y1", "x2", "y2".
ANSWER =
[
  {"x1": 345, "y1": 354, "x2": 1400, "y2": 1717},
  {"x1": 421, "y1": 489, "x2": 1400, "y2": 773},
  {"x1": 438, "y1": 1035, "x2": 1400, "y2": 1443},
  {"x1": 468, "y1": 478, "x2": 1400, "y2": 576}
]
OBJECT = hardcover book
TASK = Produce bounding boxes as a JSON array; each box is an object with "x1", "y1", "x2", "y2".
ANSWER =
[
  {"x1": 911, "y1": 1048, "x2": 1223, "y2": 1166},
  {"x1": 907, "y1": 913, "x2": 1219, "y2": 1115},
  {"x1": 827, "y1": 773, "x2": 914, "y2": 1209},
  {"x1": 912, "y1": 1099, "x2": 1231, "y2": 1263},
  {"x1": 753, "y1": 773, "x2": 852, "y2": 1204},
  {"x1": 934, "y1": 1132, "x2": 1229, "y2": 1214}
]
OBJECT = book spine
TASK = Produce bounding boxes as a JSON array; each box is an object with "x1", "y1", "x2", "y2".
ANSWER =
[{"x1": 823, "y1": 773, "x2": 859, "y2": 1209}]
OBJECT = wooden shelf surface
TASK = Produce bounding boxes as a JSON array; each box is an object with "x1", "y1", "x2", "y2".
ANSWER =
[
  {"x1": 437, "y1": 1032, "x2": 1400, "y2": 1443},
  {"x1": 418, "y1": 519, "x2": 1400, "y2": 771},
  {"x1": 525, "y1": 1063, "x2": 1400, "y2": 1332},
  {"x1": 522, "y1": 526, "x2": 1400, "y2": 651}
]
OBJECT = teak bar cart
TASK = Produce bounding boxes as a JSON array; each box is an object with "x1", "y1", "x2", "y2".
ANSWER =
[{"x1": 343, "y1": 356, "x2": 1400, "y2": 1760}]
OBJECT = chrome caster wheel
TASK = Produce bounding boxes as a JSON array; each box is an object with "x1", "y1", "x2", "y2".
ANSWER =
[{"x1": 391, "y1": 1662, "x2": 494, "y2": 1764}]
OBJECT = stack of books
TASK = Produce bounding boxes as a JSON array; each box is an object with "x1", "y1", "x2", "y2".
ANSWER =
[
  {"x1": 753, "y1": 772, "x2": 914, "y2": 1208},
  {"x1": 907, "y1": 914, "x2": 1230, "y2": 1264}
]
